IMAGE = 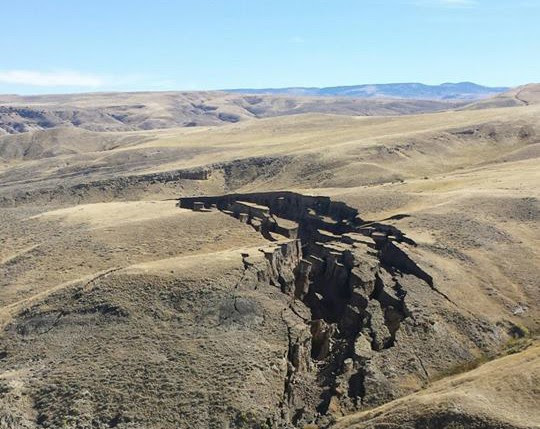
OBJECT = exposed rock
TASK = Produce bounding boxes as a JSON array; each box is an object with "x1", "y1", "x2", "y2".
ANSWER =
[
  {"x1": 178, "y1": 191, "x2": 510, "y2": 426},
  {"x1": 365, "y1": 300, "x2": 392, "y2": 351},
  {"x1": 353, "y1": 334, "x2": 373, "y2": 360}
]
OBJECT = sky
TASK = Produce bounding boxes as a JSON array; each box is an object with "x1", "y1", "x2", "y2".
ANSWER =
[{"x1": 0, "y1": 0, "x2": 539, "y2": 94}]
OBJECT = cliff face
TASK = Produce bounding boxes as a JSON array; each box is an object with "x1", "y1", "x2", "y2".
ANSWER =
[
  {"x1": 0, "y1": 191, "x2": 530, "y2": 428},
  {"x1": 178, "y1": 192, "x2": 513, "y2": 426}
]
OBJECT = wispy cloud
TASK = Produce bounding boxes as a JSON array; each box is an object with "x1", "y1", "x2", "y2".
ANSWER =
[
  {"x1": 0, "y1": 70, "x2": 104, "y2": 87},
  {"x1": 412, "y1": 0, "x2": 478, "y2": 8}
]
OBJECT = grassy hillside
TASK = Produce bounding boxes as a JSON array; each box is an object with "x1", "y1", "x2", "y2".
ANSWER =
[
  {"x1": 0, "y1": 98, "x2": 538, "y2": 428},
  {"x1": 465, "y1": 83, "x2": 540, "y2": 109},
  {"x1": 334, "y1": 344, "x2": 539, "y2": 429}
]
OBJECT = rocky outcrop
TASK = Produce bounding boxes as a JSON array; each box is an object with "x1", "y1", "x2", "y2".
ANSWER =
[
  {"x1": 0, "y1": 155, "x2": 289, "y2": 207},
  {"x1": 179, "y1": 192, "x2": 510, "y2": 427},
  {"x1": 0, "y1": 166, "x2": 211, "y2": 207}
]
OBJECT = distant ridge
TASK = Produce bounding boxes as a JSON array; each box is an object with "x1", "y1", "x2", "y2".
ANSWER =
[{"x1": 225, "y1": 82, "x2": 509, "y2": 100}]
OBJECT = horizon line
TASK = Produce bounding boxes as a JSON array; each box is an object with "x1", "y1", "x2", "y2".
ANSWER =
[{"x1": 0, "y1": 80, "x2": 530, "y2": 98}]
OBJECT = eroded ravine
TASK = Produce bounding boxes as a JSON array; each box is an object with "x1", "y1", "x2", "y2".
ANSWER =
[{"x1": 177, "y1": 191, "x2": 485, "y2": 427}]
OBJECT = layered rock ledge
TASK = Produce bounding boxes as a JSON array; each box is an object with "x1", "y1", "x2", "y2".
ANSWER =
[{"x1": 178, "y1": 192, "x2": 510, "y2": 426}]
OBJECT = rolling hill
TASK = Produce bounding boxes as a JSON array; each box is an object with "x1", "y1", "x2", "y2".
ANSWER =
[
  {"x1": 0, "y1": 91, "x2": 465, "y2": 135},
  {"x1": 465, "y1": 83, "x2": 540, "y2": 109},
  {"x1": 0, "y1": 89, "x2": 538, "y2": 428}
]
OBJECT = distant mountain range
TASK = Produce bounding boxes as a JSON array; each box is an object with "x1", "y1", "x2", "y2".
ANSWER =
[{"x1": 226, "y1": 82, "x2": 509, "y2": 100}]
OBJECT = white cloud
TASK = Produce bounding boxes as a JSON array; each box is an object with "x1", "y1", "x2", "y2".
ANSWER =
[{"x1": 0, "y1": 70, "x2": 104, "y2": 87}]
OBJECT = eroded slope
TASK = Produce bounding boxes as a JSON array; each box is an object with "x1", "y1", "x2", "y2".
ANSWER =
[
  {"x1": 333, "y1": 344, "x2": 540, "y2": 429},
  {"x1": 0, "y1": 101, "x2": 538, "y2": 428},
  {"x1": 176, "y1": 192, "x2": 530, "y2": 427}
]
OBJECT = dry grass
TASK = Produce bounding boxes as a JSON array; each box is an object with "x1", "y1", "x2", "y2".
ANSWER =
[
  {"x1": 333, "y1": 344, "x2": 540, "y2": 429},
  {"x1": 0, "y1": 96, "x2": 538, "y2": 428}
]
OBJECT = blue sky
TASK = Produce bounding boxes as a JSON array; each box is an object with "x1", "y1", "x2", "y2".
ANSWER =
[{"x1": 1, "y1": 0, "x2": 538, "y2": 94}]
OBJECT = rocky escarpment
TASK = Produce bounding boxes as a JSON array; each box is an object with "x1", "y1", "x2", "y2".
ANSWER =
[
  {"x1": 179, "y1": 192, "x2": 513, "y2": 427},
  {"x1": 0, "y1": 156, "x2": 289, "y2": 207},
  {"x1": 0, "y1": 166, "x2": 212, "y2": 207}
]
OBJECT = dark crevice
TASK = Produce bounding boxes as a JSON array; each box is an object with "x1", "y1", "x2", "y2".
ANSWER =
[
  {"x1": 348, "y1": 370, "x2": 366, "y2": 403},
  {"x1": 178, "y1": 191, "x2": 440, "y2": 426}
]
